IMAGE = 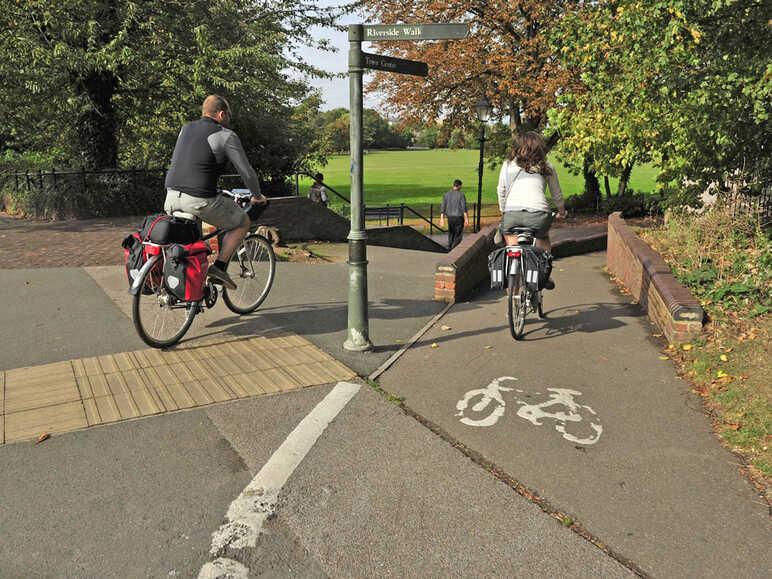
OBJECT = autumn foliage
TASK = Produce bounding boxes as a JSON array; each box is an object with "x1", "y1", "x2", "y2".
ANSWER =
[{"x1": 362, "y1": 0, "x2": 581, "y2": 147}]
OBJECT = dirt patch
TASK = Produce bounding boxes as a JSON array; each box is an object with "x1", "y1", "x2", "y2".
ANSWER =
[{"x1": 274, "y1": 242, "x2": 348, "y2": 264}]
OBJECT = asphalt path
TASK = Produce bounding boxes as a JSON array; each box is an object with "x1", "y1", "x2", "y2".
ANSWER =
[
  {"x1": 377, "y1": 252, "x2": 772, "y2": 577},
  {"x1": 1, "y1": 245, "x2": 768, "y2": 577}
]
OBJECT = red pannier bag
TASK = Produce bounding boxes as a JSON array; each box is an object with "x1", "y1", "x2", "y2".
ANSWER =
[{"x1": 163, "y1": 241, "x2": 212, "y2": 301}]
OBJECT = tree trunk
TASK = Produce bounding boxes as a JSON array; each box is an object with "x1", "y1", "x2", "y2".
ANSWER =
[
  {"x1": 604, "y1": 175, "x2": 611, "y2": 197},
  {"x1": 617, "y1": 162, "x2": 634, "y2": 196},
  {"x1": 583, "y1": 158, "x2": 601, "y2": 207},
  {"x1": 76, "y1": 71, "x2": 119, "y2": 168}
]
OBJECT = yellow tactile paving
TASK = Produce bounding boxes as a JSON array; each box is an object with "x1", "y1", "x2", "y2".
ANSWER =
[
  {"x1": 5, "y1": 401, "x2": 87, "y2": 444},
  {"x1": 5, "y1": 361, "x2": 80, "y2": 413},
  {"x1": 0, "y1": 333, "x2": 356, "y2": 445}
]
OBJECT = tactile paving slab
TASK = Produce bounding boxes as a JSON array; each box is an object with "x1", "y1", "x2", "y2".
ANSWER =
[{"x1": 1, "y1": 332, "x2": 356, "y2": 444}]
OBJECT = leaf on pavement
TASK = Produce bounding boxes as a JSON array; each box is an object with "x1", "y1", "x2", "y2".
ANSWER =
[
  {"x1": 33, "y1": 432, "x2": 49, "y2": 445},
  {"x1": 431, "y1": 343, "x2": 439, "y2": 348},
  {"x1": 659, "y1": 356, "x2": 669, "y2": 360},
  {"x1": 484, "y1": 345, "x2": 493, "y2": 350},
  {"x1": 440, "y1": 325, "x2": 451, "y2": 331}
]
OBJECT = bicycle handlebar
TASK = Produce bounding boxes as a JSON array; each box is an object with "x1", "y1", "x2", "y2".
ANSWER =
[{"x1": 219, "y1": 189, "x2": 269, "y2": 220}]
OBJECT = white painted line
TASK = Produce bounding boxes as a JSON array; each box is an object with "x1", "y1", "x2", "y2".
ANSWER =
[
  {"x1": 202, "y1": 381, "x2": 361, "y2": 567},
  {"x1": 199, "y1": 557, "x2": 249, "y2": 579}
]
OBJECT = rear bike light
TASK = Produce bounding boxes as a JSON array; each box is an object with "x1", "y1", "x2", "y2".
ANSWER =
[{"x1": 507, "y1": 250, "x2": 521, "y2": 258}]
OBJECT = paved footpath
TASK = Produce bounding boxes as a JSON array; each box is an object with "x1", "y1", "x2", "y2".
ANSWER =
[{"x1": 0, "y1": 214, "x2": 769, "y2": 577}]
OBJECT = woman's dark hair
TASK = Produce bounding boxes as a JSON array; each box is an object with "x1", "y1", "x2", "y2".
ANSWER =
[{"x1": 509, "y1": 131, "x2": 551, "y2": 176}]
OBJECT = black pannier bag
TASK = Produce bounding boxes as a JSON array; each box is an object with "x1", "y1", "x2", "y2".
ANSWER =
[
  {"x1": 487, "y1": 247, "x2": 507, "y2": 290},
  {"x1": 523, "y1": 247, "x2": 552, "y2": 291},
  {"x1": 163, "y1": 241, "x2": 211, "y2": 301},
  {"x1": 122, "y1": 232, "x2": 144, "y2": 287}
]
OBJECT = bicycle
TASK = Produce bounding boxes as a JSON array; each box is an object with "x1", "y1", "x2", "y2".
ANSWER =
[
  {"x1": 504, "y1": 218, "x2": 554, "y2": 340},
  {"x1": 129, "y1": 190, "x2": 276, "y2": 348}
]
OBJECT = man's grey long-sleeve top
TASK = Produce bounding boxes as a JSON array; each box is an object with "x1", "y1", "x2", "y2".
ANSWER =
[{"x1": 165, "y1": 116, "x2": 262, "y2": 199}]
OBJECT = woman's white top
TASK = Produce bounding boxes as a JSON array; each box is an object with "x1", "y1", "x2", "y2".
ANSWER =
[{"x1": 497, "y1": 160, "x2": 563, "y2": 213}]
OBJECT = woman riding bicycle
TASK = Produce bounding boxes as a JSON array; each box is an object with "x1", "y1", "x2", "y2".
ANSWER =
[{"x1": 497, "y1": 131, "x2": 567, "y2": 261}]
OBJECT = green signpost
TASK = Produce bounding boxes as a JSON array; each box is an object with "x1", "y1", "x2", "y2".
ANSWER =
[{"x1": 343, "y1": 23, "x2": 469, "y2": 352}]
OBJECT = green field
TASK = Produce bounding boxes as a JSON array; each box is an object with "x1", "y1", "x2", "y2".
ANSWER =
[{"x1": 298, "y1": 149, "x2": 659, "y2": 209}]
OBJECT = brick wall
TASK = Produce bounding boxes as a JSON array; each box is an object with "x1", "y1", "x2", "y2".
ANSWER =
[
  {"x1": 434, "y1": 225, "x2": 498, "y2": 303},
  {"x1": 606, "y1": 212, "x2": 704, "y2": 343}
]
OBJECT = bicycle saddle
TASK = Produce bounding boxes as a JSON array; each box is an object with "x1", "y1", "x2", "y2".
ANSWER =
[{"x1": 171, "y1": 210, "x2": 198, "y2": 222}]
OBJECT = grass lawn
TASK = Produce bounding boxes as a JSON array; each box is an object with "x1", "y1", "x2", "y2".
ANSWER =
[{"x1": 299, "y1": 149, "x2": 659, "y2": 209}]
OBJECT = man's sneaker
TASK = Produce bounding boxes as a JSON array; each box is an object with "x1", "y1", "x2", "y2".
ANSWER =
[
  {"x1": 543, "y1": 278, "x2": 556, "y2": 290},
  {"x1": 208, "y1": 263, "x2": 237, "y2": 290}
]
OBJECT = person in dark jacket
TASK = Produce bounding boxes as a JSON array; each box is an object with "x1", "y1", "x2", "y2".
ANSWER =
[
  {"x1": 164, "y1": 94, "x2": 267, "y2": 290},
  {"x1": 439, "y1": 179, "x2": 470, "y2": 250}
]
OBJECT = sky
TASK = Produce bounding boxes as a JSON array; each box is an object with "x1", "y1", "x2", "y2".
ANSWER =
[{"x1": 293, "y1": 2, "x2": 383, "y2": 111}]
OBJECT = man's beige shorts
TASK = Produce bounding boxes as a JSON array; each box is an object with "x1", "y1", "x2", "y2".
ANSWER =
[{"x1": 164, "y1": 189, "x2": 246, "y2": 231}]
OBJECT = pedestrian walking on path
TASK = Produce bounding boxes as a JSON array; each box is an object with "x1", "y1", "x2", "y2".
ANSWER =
[
  {"x1": 440, "y1": 179, "x2": 469, "y2": 251},
  {"x1": 308, "y1": 173, "x2": 329, "y2": 206}
]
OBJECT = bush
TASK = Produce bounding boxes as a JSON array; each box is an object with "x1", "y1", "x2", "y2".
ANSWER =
[{"x1": 564, "y1": 189, "x2": 665, "y2": 217}]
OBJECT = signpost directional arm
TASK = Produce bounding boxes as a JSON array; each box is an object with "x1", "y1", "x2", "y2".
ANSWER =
[{"x1": 361, "y1": 52, "x2": 428, "y2": 77}]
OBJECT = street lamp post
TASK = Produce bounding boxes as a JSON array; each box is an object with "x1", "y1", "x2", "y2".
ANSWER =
[{"x1": 473, "y1": 95, "x2": 492, "y2": 233}]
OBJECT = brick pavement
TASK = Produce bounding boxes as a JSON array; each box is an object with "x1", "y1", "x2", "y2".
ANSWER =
[{"x1": 0, "y1": 213, "x2": 137, "y2": 269}]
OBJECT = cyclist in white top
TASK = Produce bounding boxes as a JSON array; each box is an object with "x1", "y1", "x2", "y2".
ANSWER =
[{"x1": 497, "y1": 131, "x2": 567, "y2": 252}]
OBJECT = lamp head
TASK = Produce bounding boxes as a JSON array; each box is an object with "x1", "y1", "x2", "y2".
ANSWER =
[{"x1": 474, "y1": 94, "x2": 492, "y2": 123}]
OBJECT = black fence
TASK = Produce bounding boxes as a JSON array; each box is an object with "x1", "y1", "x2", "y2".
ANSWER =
[
  {"x1": 725, "y1": 186, "x2": 772, "y2": 228},
  {"x1": 0, "y1": 167, "x2": 168, "y2": 219}
]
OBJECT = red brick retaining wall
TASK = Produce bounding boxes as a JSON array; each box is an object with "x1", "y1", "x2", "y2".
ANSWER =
[
  {"x1": 434, "y1": 225, "x2": 498, "y2": 302},
  {"x1": 606, "y1": 212, "x2": 703, "y2": 343}
]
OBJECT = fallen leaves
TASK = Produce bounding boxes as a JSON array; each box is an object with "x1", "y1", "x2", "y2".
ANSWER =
[
  {"x1": 33, "y1": 432, "x2": 49, "y2": 445},
  {"x1": 431, "y1": 343, "x2": 439, "y2": 348},
  {"x1": 440, "y1": 325, "x2": 451, "y2": 331}
]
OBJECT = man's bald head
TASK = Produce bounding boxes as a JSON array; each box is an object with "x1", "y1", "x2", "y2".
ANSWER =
[{"x1": 202, "y1": 95, "x2": 231, "y2": 124}]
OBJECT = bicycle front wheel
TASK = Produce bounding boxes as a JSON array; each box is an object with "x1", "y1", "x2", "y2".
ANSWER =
[
  {"x1": 507, "y1": 271, "x2": 527, "y2": 340},
  {"x1": 223, "y1": 234, "x2": 276, "y2": 314},
  {"x1": 133, "y1": 260, "x2": 196, "y2": 348}
]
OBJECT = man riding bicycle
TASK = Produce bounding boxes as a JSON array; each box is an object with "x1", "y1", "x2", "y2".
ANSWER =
[{"x1": 164, "y1": 94, "x2": 267, "y2": 290}]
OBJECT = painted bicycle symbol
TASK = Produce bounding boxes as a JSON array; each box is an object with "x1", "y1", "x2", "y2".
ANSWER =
[{"x1": 455, "y1": 376, "x2": 603, "y2": 445}]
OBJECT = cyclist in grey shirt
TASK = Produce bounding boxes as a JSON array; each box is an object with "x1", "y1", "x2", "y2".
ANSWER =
[{"x1": 164, "y1": 94, "x2": 267, "y2": 290}]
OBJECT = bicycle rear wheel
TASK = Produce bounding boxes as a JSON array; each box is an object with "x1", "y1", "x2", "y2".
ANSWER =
[
  {"x1": 507, "y1": 271, "x2": 527, "y2": 340},
  {"x1": 222, "y1": 233, "x2": 276, "y2": 314},
  {"x1": 133, "y1": 260, "x2": 196, "y2": 348}
]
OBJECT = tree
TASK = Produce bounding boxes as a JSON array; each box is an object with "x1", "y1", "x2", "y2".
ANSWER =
[
  {"x1": 550, "y1": 0, "x2": 771, "y2": 202},
  {"x1": 362, "y1": 0, "x2": 581, "y2": 156},
  {"x1": 0, "y1": 0, "x2": 352, "y2": 176}
]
